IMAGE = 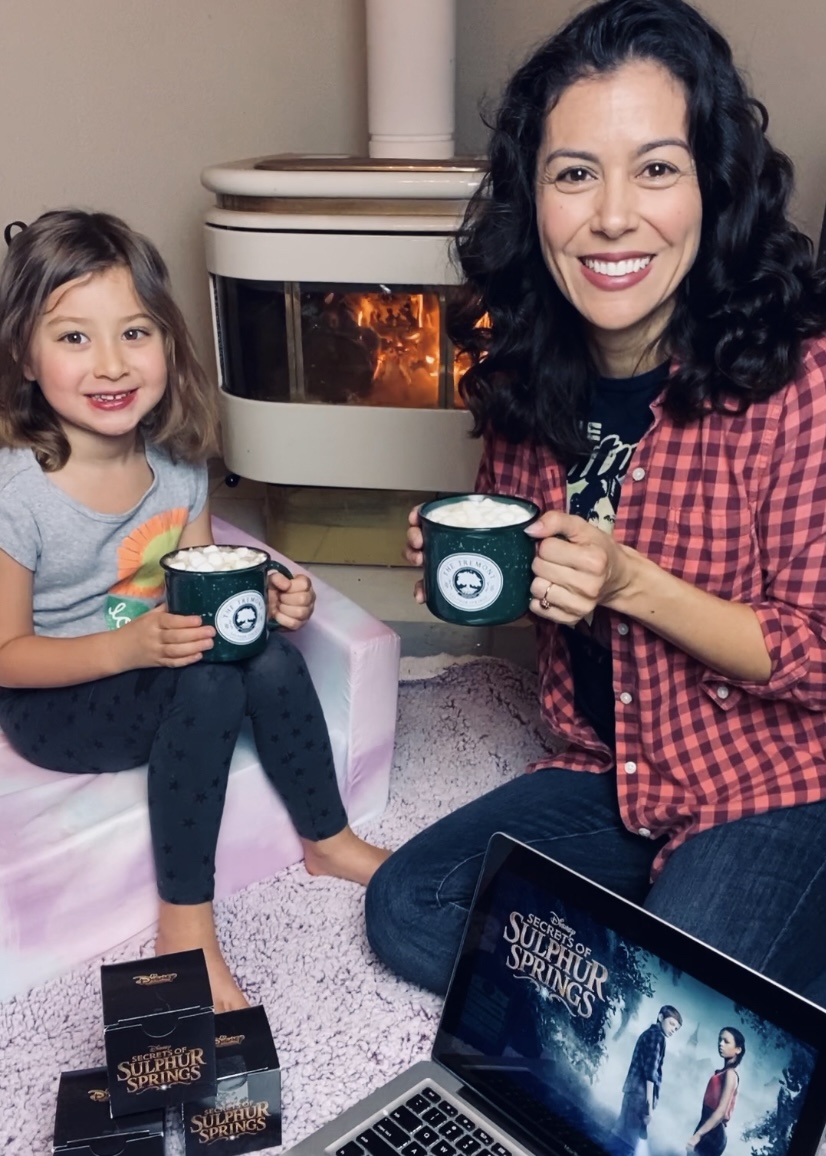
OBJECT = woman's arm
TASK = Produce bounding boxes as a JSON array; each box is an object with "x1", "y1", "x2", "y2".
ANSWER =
[{"x1": 527, "y1": 512, "x2": 772, "y2": 682}]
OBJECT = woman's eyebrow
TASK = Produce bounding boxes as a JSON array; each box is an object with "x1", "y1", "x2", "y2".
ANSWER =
[
  {"x1": 636, "y1": 137, "x2": 691, "y2": 155},
  {"x1": 541, "y1": 139, "x2": 691, "y2": 166}
]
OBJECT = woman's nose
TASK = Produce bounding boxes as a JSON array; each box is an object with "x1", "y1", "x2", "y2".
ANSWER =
[{"x1": 591, "y1": 175, "x2": 638, "y2": 238}]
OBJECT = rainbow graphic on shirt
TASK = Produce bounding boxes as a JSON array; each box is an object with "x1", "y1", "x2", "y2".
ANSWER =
[{"x1": 105, "y1": 507, "x2": 188, "y2": 630}]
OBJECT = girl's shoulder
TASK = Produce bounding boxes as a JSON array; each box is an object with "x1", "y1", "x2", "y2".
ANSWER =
[
  {"x1": 0, "y1": 446, "x2": 40, "y2": 497},
  {"x1": 145, "y1": 442, "x2": 207, "y2": 472}
]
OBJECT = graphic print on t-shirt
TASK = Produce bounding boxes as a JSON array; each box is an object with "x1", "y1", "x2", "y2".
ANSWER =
[
  {"x1": 567, "y1": 426, "x2": 638, "y2": 534},
  {"x1": 105, "y1": 507, "x2": 188, "y2": 629}
]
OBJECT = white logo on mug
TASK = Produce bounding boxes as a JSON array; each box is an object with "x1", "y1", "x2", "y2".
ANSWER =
[
  {"x1": 214, "y1": 591, "x2": 266, "y2": 645},
  {"x1": 437, "y1": 553, "x2": 504, "y2": 611}
]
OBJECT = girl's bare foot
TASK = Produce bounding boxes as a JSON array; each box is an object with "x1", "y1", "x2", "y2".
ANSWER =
[
  {"x1": 303, "y1": 826, "x2": 390, "y2": 886},
  {"x1": 156, "y1": 899, "x2": 248, "y2": 1013}
]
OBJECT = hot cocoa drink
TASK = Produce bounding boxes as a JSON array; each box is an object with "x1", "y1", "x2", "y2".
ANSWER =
[{"x1": 419, "y1": 494, "x2": 540, "y2": 627}]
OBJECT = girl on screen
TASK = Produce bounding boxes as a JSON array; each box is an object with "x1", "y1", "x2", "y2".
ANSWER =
[{"x1": 686, "y1": 1027, "x2": 746, "y2": 1155}]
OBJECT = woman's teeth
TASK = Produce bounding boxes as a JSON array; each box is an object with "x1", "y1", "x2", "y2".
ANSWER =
[{"x1": 583, "y1": 257, "x2": 652, "y2": 276}]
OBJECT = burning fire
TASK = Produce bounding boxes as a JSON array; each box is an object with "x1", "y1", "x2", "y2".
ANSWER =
[
  {"x1": 353, "y1": 291, "x2": 440, "y2": 407},
  {"x1": 300, "y1": 288, "x2": 486, "y2": 409}
]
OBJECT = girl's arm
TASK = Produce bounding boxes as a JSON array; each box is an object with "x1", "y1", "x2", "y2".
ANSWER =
[
  {"x1": 687, "y1": 1069, "x2": 737, "y2": 1147},
  {"x1": 0, "y1": 530, "x2": 215, "y2": 690},
  {"x1": 175, "y1": 504, "x2": 214, "y2": 550}
]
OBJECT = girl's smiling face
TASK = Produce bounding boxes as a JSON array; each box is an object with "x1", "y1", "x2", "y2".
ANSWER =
[
  {"x1": 534, "y1": 58, "x2": 702, "y2": 375},
  {"x1": 23, "y1": 265, "x2": 168, "y2": 450}
]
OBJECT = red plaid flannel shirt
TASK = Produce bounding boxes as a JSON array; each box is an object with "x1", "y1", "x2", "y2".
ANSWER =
[{"x1": 476, "y1": 336, "x2": 826, "y2": 875}]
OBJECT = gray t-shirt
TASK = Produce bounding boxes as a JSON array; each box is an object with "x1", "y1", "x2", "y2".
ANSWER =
[{"x1": 0, "y1": 444, "x2": 208, "y2": 637}]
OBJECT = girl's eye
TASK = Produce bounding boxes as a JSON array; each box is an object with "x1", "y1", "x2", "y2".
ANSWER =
[
  {"x1": 59, "y1": 331, "x2": 87, "y2": 345},
  {"x1": 123, "y1": 327, "x2": 150, "y2": 341}
]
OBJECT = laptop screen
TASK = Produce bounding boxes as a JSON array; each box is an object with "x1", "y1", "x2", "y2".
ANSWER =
[{"x1": 433, "y1": 834, "x2": 826, "y2": 1156}]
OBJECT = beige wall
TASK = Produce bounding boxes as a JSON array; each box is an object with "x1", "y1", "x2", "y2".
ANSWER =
[
  {"x1": 1, "y1": 0, "x2": 824, "y2": 372},
  {"x1": 456, "y1": 0, "x2": 826, "y2": 244},
  {"x1": 0, "y1": 0, "x2": 367, "y2": 362}
]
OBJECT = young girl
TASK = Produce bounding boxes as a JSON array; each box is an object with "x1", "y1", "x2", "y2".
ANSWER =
[
  {"x1": 0, "y1": 209, "x2": 388, "y2": 1011},
  {"x1": 686, "y1": 1027, "x2": 745, "y2": 1154}
]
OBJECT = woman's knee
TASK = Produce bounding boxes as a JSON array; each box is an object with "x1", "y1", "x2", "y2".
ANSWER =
[{"x1": 364, "y1": 841, "x2": 468, "y2": 995}]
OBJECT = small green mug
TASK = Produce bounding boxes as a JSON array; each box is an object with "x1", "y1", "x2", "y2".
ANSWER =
[
  {"x1": 161, "y1": 545, "x2": 292, "y2": 663},
  {"x1": 420, "y1": 494, "x2": 540, "y2": 627}
]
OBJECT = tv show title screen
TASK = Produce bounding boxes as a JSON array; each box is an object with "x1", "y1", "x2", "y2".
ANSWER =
[{"x1": 439, "y1": 873, "x2": 818, "y2": 1156}]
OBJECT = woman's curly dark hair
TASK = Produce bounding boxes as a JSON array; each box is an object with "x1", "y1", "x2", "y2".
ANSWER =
[{"x1": 450, "y1": 0, "x2": 826, "y2": 462}]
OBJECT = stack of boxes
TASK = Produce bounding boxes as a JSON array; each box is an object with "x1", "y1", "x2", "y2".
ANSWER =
[{"x1": 52, "y1": 949, "x2": 281, "y2": 1154}]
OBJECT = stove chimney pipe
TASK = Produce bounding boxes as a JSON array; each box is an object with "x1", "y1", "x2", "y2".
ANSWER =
[{"x1": 365, "y1": 0, "x2": 456, "y2": 159}]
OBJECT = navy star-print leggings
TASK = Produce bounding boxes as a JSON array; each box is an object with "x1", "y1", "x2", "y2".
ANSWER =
[{"x1": 0, "y1": 632, "x2": 347, "y2": 905}]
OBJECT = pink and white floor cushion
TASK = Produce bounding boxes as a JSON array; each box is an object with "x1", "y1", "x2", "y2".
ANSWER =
[{"x1": 0, "y1": 518, "x2": 400, "y2": 1002}]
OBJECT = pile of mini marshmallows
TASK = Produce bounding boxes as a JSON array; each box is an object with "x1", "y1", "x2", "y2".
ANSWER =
[
  {"x1": 425, "y1": 496, "x2": 532, "y2": 528},
  {"x1": 164, "y1": 544, "x2": 267, "y2": 572}
]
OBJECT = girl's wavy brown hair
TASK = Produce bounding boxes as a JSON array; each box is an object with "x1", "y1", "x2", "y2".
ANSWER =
[{"x1": 0, "y1": 209, "x2": 219, "y2": 470}]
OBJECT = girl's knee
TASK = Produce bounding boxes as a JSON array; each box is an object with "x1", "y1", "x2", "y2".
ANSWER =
[
  {"x1": 173, "y1": 662, "x2": 246, "y2": 717},
  {"x1": 246, "y1": 633, "x2": 312, "y2": 690}
]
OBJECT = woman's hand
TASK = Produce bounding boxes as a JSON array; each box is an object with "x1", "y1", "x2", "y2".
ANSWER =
[
  {"x1": 686, "y1": 1134, "x2": 701, "y2": 1150},
  {"x1": 268, "y1": 570, "x2": 316, "y2": 630},
  {"x1": 526, "y1": 510, "x2": 635, "y2": 624},
  {"x1": 116, "y1": 605, "x2": 215, "y2": 668},
  {"x1": 405, "y1": 505, "x2": 426, "y2": 604}
]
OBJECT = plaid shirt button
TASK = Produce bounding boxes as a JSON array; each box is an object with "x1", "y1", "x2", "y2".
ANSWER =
[
  {"x1": 631, "y1": 467, "x2": 646, "y2": 481},
  {"x1": 716, "y1": 685, "x2": 730, "y2": 700},
  {"x1": 619, "y1": 691, "x2": 633, "y2": 704},
  {"x1": 639, "y1": 827, "x2": 652, "y2": 837},
  {"x1": 624, "y1": 761, "x2": 638, "y2": 773},
  {"x1": 617, "y1": 622, "x2": 630, "y2": 635}
]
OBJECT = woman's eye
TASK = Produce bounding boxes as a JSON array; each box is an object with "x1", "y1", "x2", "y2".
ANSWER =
[
  {"x1": 556, "y1": 167, "x2": 594, "y2": 185},
  {"x1": 123, "y1": 327, "x2": 149, "y2": 341},
  {"x1": 640, "y1": 161, "x2": 679, "y2": 182}
]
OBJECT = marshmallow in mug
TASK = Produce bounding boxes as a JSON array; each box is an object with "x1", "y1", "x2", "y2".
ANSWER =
[
  {"x1": 164, "y1": 544, "x2": 269, "y2": 572},
  {"x1": 423, "y1": 496, "x2": 534, "y2": 529}
]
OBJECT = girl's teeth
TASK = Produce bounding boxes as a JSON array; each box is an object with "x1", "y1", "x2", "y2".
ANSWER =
[
  {"x1": 584, "y1": 257, "x2": 652, "y2": 276},
  {"x1": 92, "y1": 392, "x2": 130, "y2": 400}
]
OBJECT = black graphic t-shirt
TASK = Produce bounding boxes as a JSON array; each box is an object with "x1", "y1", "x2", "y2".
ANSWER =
[{"x1": 563, "y1": 362, "x2": 669, "y2": 750}]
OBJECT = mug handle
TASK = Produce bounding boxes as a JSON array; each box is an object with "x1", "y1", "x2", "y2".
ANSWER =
[{"x1": 266, "y1": 558, "x2": 294, "y2": 630}]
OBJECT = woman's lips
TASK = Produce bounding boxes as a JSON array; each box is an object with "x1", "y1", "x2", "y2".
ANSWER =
[{"x1": 579, "y1": 254, "x2": 654, "y2": 291}]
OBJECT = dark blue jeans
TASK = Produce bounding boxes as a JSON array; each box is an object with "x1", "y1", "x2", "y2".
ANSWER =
[{"x1": 365, "y1": 767, "x2": 826, "y2": 1003}]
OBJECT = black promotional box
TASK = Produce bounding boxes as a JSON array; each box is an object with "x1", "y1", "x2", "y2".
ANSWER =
[
  {"x1": 101, "y1": 948, "x2": 216, "y2": 1117},
  {"x1": 182, "y1": 1005, "x2": 281, "y2": 1154},
  {"x1": 53, "y1": 1066, "x2": 165, "y2": 1155}
]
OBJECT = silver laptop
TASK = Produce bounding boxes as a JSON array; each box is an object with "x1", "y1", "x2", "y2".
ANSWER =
[{"x1": 285, "y1": 833, "x2": 826, "y2": 1156}]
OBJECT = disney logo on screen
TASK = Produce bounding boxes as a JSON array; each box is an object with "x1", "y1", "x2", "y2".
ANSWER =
[{"x1": 502, "y1": 909, "x2": 609, "y2": 1018}]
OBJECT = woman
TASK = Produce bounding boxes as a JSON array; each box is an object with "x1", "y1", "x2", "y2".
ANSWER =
[
  {"x1": 364, "y1": 0, "x2": 826, "y2": 999},
  {"x1": 687, "y1": 1028, "x2": 746, "y2": 1154}
]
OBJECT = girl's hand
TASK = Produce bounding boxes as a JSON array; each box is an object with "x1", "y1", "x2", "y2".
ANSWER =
[
  {"x1": 687, "y1": 1135, "x2": 701, "y2": 1150},
  {"x1": 116, "y1": 605, "x2": 215, "y2": 668},
  {"x1": 405, "y1": 505, "x2": 426, "y2": 604},
  {"x1": 268, "y1": 571, "x2": 316, "y2": 631},
  {"x1": 525, "y1": 510, "x2": 636, "y2": 625}
]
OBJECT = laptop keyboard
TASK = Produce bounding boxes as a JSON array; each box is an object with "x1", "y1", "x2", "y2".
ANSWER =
[{"x1": 333, "y1": 1085, "x2": 514, "y2": 1156}]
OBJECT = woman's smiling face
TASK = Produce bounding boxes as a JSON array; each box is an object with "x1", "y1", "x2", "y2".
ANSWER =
[{"x1": 534, "y1": 58, "x2": 702, "y2": 375}]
